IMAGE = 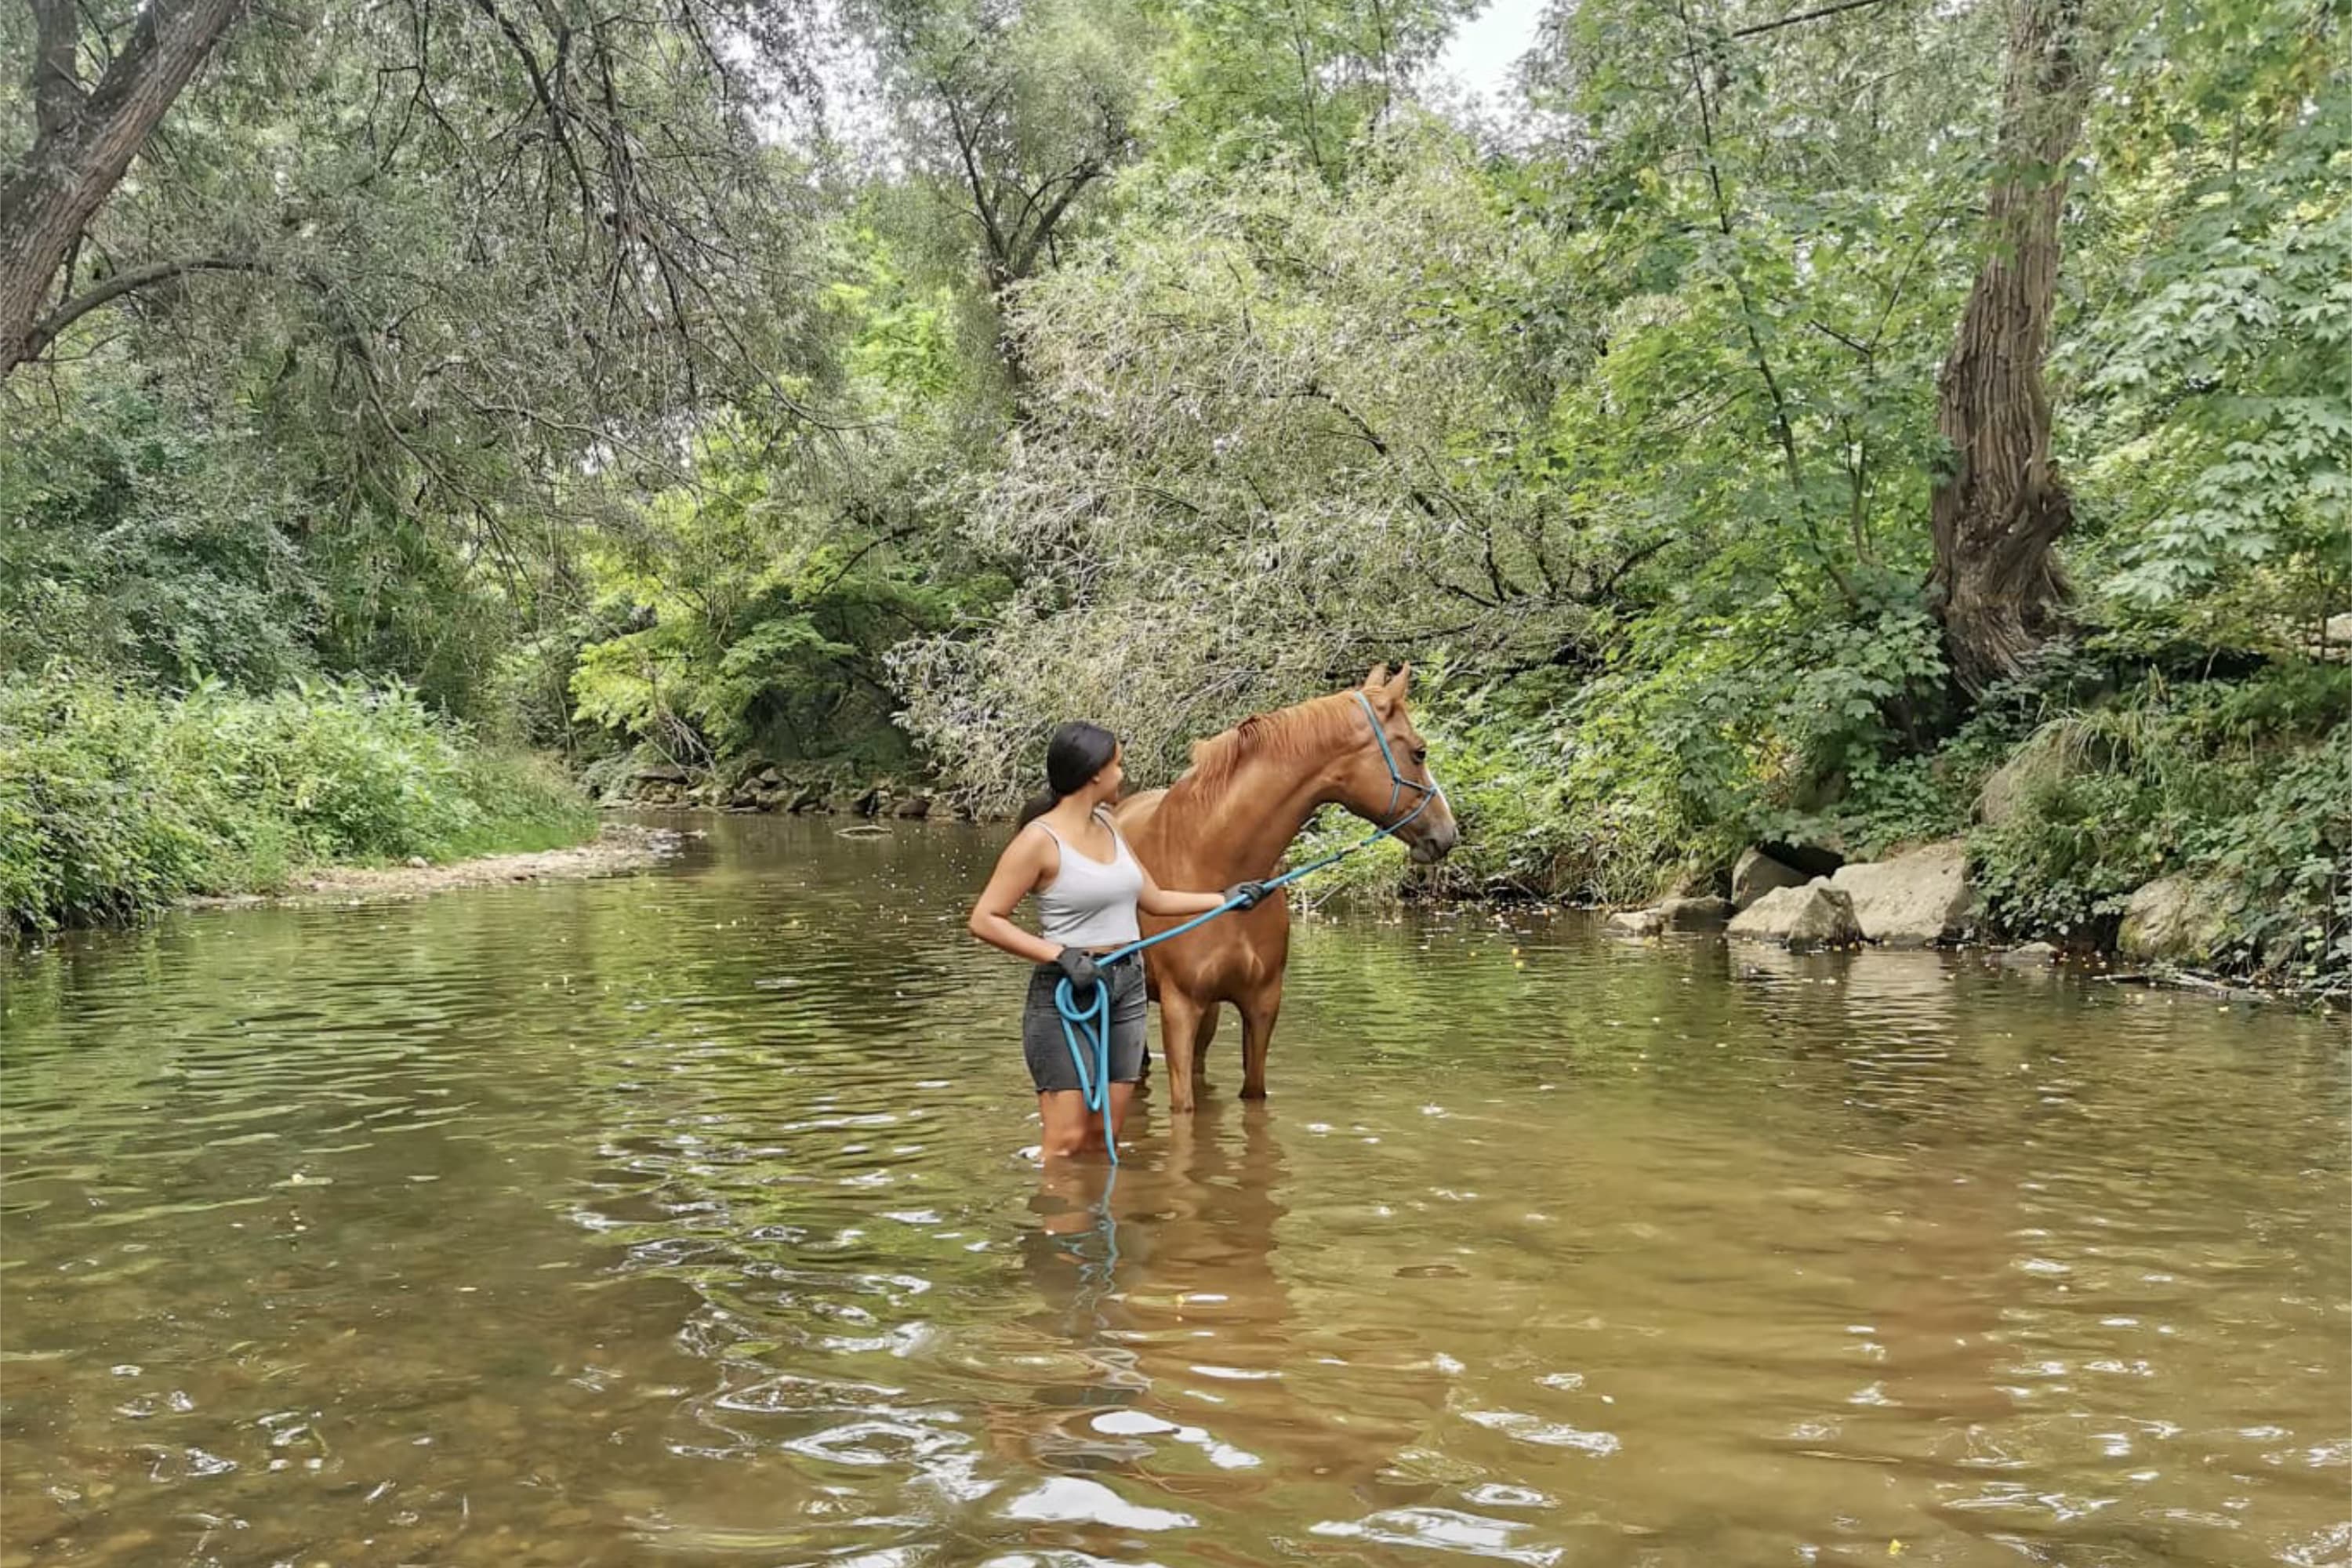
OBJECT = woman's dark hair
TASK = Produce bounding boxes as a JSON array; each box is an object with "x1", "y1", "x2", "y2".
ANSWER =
[{"x1": 1016, "y1": 721, "x2": 1118, "y2": 827}]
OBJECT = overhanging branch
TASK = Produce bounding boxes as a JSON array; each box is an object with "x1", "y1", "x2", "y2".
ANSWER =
[{"x1": 21, "y1": 254, "x2": 274, "y2": 361}]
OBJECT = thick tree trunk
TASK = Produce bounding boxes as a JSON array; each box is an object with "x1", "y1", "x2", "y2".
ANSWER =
[
  {"x1": 0, "y1": 0, "x2": 248, "y2": 379},
  {"x1": 1926, "y1": 0, "x2": 2098, "y2": 697}
]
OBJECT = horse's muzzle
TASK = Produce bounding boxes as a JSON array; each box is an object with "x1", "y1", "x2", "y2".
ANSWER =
[{"x1": 1406, "y1": 818, "x2": 1460, "y2": 865}]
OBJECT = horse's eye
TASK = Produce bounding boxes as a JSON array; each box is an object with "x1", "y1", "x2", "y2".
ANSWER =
[{"x1": 1412, "y1": 746, "x2": 1428, "y2": 764}]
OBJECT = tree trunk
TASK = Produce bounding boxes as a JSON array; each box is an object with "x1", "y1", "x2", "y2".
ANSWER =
[
  {"x1": 1926, "y1": 0, "x2": 2099, "y2": 697},
  {"x1": 0, "y1": 0, "x2": 248, "y2": 380}
]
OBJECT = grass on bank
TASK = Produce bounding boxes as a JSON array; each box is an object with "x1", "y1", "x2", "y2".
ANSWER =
[{"x1": 1, "y1": 674, "x2": 593, "y2": 933}]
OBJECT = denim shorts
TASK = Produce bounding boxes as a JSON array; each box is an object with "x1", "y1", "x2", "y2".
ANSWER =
[{"x1": 1022, "y1": 955, "x2": 1147, "y2": 1093}]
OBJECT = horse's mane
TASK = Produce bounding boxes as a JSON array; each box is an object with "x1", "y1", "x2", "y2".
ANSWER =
[{"x1": 1166, "y1": 691, "x2": 1364, "y2": 811}]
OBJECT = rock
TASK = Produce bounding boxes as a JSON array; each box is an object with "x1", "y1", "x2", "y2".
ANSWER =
[
  {"x1": 891, "y1": 793, "x2": 932, "y2": 819},
  {"x1": 753, "y1": 766, "x2": 784, "y2": 789},
  {"x1": 1728, "y1": 884, "x2": 1862, "y2": 950},
  {"x1": 1829, "y1": 840, "x2": 1976, "y2": 948},
  {"x1": 823, "y1": 792, "x2": 860, "y2": 814},
  {"x1": 2000, "y1": 941, "x2": 2060, "y2": 968},
  {"x1": 2118, "y1": 874, "x2": 2234, "y2": 964},
  {"x1": 1732, "y1": 848, "x2": 1809, "y2": 911},
  {"x1": 853, "y1": 786, "x2": 883, "y2": 816},
  {"x1": 1660, "y1": 864, "x2": 1727, "y2": 901},
  {"x1": 1976, "y1": 728, "x2": 2068, "y2": 826},
  {"x1": 1607, "y1": 908, "x2": 1665, "y2": 936},
  {"x1": 1654, "y1": 895, "x2": 1732, "y2": 929},
  {"x1": 633, "y1": 762, "x2": 689, "y2": 785},
  {"x1": 405, "y1": 855, "x2": 429, "y2": 869},
  {"x1": 786, "y1": 785, "x2": 827, "y2": 812}
]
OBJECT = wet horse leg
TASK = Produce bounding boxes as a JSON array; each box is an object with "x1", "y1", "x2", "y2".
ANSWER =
[
  {"x1": 1192, "y1": 1001, "x2": 1220, "y2": 1094},
  {"x1": 1157, "y1": 988, "x2": 1208, "y2": 1115},
  {"x1": 1240, "y1": 982, "x2": 1281, "y2": 1100}
]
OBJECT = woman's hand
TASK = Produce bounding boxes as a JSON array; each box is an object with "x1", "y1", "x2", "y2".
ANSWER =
[
  {"x1": 1222, "y1": 880, "x2": 1269, "y2": 909},
  {"x1": 1054, "y1": 947, "x2": 1102, "y2": 992}
]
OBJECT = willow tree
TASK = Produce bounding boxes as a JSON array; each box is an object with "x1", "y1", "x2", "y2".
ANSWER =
[
  {"x1": 0, "y1": 0, "x2": 247, "y2": 377},
  {"x1": 1, "y1": 0, "x2": 829, "y2": 717},
  {"x1": 890, "y1": 128, "x2": 1619, "y2": 804}
]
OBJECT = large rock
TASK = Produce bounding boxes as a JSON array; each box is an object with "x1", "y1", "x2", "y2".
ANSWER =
[
  {"x1": 1976, "y1": 728, "x2": 2071, "y2": 826},
  {"x1": 1829, "y1": 840, "x2": 1976, "y2": 948},
  {"x1": 1728, "y1": 883, "x2": 1863, "y2": 950},
  {"x1": 891, "y1": 793, "x2": 932, "y2": 819},
  {"x1": 1732, "y1": 848, "x2": 1811, "y2": 911},
  {"x1": 633, "y1": 762, "x2": 689, "y2": 786},
  {"x1": 1655, "y1": 895, "x2": 1732, "y2": 929},
  {"x1": 2118, "y1": 875, "x2": 2234, "y2": 965}
]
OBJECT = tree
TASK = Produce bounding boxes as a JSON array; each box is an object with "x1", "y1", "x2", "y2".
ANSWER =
[
  {"x1": 0, "y1": 0, "x2": 249, "y2": 377},
  {"x1": 850, "y1": 0, "x2": 1156, "y2": 384},
  {"x1": 1148, "y1": 0, "x2": 1476, "y2": 176},
  {"x1": 890, "y1": 127, "x2": 1635, "y2": 804},
  {"x1": 1926, "y1": 0, "x2": 2107, "y2": 696}
]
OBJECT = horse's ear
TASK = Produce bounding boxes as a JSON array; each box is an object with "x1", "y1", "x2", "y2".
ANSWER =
[
  {"x1": 1386, "y1": 663, "x2": 1414, "y2": 702},
  {"x1": 1363, "y1": 663, "x2": 1390, "y2": 691}
]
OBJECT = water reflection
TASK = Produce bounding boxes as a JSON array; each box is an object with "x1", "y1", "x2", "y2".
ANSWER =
[{"x1": 1, "y1": 815, "x2": 2344, "y2": 1568}]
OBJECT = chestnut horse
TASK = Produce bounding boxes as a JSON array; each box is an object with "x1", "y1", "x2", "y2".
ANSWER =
[{"x1": 1112, "y1": 666, "x2": 1459, "y2": 1112}]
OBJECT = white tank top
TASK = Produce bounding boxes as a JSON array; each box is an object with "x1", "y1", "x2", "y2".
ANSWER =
[{"x1": 1034, "y1": 811, "x2": 1144, "y2": 948}]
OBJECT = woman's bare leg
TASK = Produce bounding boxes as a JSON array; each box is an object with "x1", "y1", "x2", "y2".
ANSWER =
[{"x1": 1038, "y1": 1090, "x2": 1096, "y2": 1160}]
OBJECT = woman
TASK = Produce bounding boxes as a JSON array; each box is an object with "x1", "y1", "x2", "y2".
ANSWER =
[{"x1": 968, "y1": 722, "x2": 1265, "y2": 1159}]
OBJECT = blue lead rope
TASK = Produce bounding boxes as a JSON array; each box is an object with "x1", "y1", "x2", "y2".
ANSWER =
[{"x1": 1050, "y1": 692, "x2": 1443, "y2": 1164}]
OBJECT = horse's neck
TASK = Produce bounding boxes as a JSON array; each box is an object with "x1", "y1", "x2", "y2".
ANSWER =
[{"x1": 1157, "y1": 737, "x2": 1339, "y2": 884}]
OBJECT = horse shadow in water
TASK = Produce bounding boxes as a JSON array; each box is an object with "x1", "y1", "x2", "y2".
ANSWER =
[{"x1": 985, "y1": 1099, "x2": 1452, "y2": 1515}]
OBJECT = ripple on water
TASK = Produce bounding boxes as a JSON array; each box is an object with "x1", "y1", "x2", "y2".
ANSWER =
[{"x1": 0, "y1": 816, "x2": 2343, "y2": 1568}]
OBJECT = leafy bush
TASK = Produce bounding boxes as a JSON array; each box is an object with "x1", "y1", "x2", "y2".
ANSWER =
[
  {"x1": 0, "y1": 676, "x2": 590, "y2": 932},
  {"x1": 1964, "y1": 666, "x2": 2350, "y2": 964}
]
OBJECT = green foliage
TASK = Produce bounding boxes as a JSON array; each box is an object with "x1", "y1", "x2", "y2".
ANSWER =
[
  {"x1": 566, "y1": 417, "x2": 993, "y2": 771},
  {"x1": 2066, "y1": 0, "x2": 2350, "y2": 643},
  {"x1": 0, "y1": 387, "x2": 314, "y2": 689},
  {"x1": 1147, "y1": 0, "x2": 1477, "y2": 173},
  {"x1": 1964, "y1": 666, "x2": 2350, "y2": 960},
  {"x1": 0, "y1": 676, "x2": 590, "y2": 932}
]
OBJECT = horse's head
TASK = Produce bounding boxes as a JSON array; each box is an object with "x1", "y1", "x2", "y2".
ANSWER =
[{"x1": 1331, "y1": 665, "x2": 1460, "y2": 866}]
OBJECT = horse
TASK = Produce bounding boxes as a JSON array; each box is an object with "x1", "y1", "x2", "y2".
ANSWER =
[{"x1": 1112, "y1": 664, "x2": 1460, "y2": 1113}]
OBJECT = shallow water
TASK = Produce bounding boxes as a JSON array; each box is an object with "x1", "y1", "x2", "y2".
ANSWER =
[{"x1": 2, "y1": 815, "x2": 2345, "y2": 1567}]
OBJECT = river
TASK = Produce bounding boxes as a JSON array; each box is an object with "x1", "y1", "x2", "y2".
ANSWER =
[{"x1": 2, "y1": 815, "x2": 2345, "y2": 1566}]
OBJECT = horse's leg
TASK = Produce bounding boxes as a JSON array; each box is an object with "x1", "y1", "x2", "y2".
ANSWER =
[
  {"x1": 1191, "y1": 1001, "x2": 1220, "y2": 1094},
  {"x1": 1156, "y1": 989, "x2": 1207, "y2": 1116},
  {"x1": 1239, "y1": 979, "x2": 1282, "y2": 1101}
]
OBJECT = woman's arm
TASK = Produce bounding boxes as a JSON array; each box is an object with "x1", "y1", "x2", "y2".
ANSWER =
[
  {"x1": 1137, "y1": 865, "x2": 1236, "y2": 918},
  {"x1": 968, "y1": 828, "x2": 1064, "y2": 964}
]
